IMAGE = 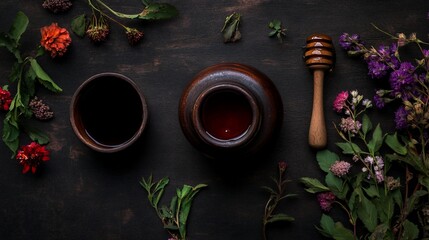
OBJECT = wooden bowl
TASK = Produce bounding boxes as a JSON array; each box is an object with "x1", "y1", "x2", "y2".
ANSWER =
[{"x1": 70, "y1": 72, "x2": 148, "y2": 153}]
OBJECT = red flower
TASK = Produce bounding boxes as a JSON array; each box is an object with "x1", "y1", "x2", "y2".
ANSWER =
[
  {"x1": 0, "y1": 85, "x2": 12, "y2": 111},
  {"x1": 16, "y1": 142, "x2": 50, "y2": 174},
  {"x1": 278, "y1": 161, "x2": 287, "y2": 173},
  {"x1": 40, "y1": 23, "x2": 72, "y2": 58}
]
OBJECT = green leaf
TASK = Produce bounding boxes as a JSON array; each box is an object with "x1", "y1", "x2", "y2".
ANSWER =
[
  {"x1": 336, "y1": 142, "x2": 362, "y2": 155},
  {"x1": 325, "y1": 172, "x2": 348, "y2": 199},
  {"x1": 385, "y1": 132, "x2": 407, "y2": 155},
  {"x1": 153, "y1": 188, "x2": 164, "y2": 208},
  {"x1": 2, "y1": 116, "x2": 20, "y2": 154},
  {"x1": 22, "y1": 124, "x2": 50, "y2": 145},
  {"x1": 29, "y1": 58, "x2": 62, "y2": 93},
  {"x1": 139, "y1": 3, "x2": 178, "y2": 20},
  {"x1": 71, "y1": 14, "x2": 86, "y2": 38},
  {"x1": 402, "y1": 220, "x2": 419, "y2": 240},
  {"x1": 8, "y1": 11, "x2": 28, "y2": 44},
  {"x1": 169, "y1": 195, "x2": 177, "y2": 215},
  {"x1": 261, "y1": 186, "x2": 276, "y2": 195},
  {"x1": 367, "y1": 124, "x2": 383, "y2": 154},
  {"x1": 319, "y1": 214, "x2": 335, "y2": 236},
  {"x1": 332, "y1": 222, "x2": 354, "y2": 240},
  {"x1": 357, "y1": 195, "x2": 378, "y2": 232},
  {"x1": 363, "y1": 185, "x2": 379, "y2": 198},
  {"x1": 300, "y1": 177, "x2": 330, "y2": 193},
  {"x1": 24, "y1": 67, "x2": 36, "y2": 96},
  {"x1": 317, "y1": 150, "x2": 339, "y2": 172},
  {"x1": 419, "y1": 176, "x2": 429, "y2": 190},
  {"x1": 369, "y1": 224, "x2": 390, "y2": 240},
  {"x1": 361, "y1": 114, "x2": 372, "y2": 137},
  {"x1": 221, "y1": 12, "x2": 241, "y2": 43},
  {"x1": 0, "y1": 33, "x2": 21, "y2": 61},
  {"x1": 267, "y1": 213, "x2": 295, "y2": 223}
]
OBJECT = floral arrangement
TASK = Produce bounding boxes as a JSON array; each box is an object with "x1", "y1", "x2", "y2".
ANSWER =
[
  {"x1": 140, "y1": 175, "x2": 207, "y2": 240},
  {"x1": 301, "y1": 18, "x2": 429, "y2": 239},
  {"x1": 0, "y1": 11, "x2": 68, "y2": 173},
  {"x1": 70, "y1": 0, "x2": 178, "y2": 45}
]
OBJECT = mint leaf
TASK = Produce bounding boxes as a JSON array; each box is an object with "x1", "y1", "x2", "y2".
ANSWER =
[
  {"x1": 317, "y1": 150, "x2": 339, "y2": 172},
  {"x1": 29, "y1": 58, "x2": 62, "y2": 93},
  {"x1": 9, "y1": 11, "x2": 29, "y2": 44},
  {"x1": 71, "y1": 14, "x2": 86, "y2": 37}
]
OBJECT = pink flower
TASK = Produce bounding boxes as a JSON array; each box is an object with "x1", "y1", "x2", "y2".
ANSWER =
[
  {"x1": 339, "y1": 117, "x2": 362, "y2": 135},
  {"x1": 329, "y1": 160, "x2": 351, "y2": 177},
  {"x1": 317, "y1": 192, "x2": 336, "y2": 212},
  {"x1": 333, "y1": 91, "x2": 349, "y2": 112}
]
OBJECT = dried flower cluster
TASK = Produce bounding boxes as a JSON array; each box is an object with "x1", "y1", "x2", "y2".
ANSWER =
[
  {"x1": 42, "y1": 0, "x2": 72, "y2": 13},
  {"x1": 29, "y1": 97, "x2": 54, "y2": 120},
  {"x1": 40, "y1": 23, "x2": 72, "y2": 58},
  {"x1": 71, "y1": 0, "x2": 177, "y2": 46},
  {"x1": 16, "y1": 142, "x2": 50, "y2": 174},
  {"x1": 125, "y1": 28, "x2": 144, "y2": 45},
  {"x1": 86, "y1": 13, "x2": 110, "y2": 43}
]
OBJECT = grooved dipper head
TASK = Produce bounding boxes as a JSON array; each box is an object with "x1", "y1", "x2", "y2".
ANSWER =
[{"x1": 304, "y1": 34, "x2": 335, "y2": 71}]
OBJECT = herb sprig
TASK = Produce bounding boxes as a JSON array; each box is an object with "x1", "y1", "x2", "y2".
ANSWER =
[
  {"x1": 262, "y1": 161, "x2": 295, "y2": 240},
  {"x1": 140, "y1": 175, "x2": 207, "y2": 240}
]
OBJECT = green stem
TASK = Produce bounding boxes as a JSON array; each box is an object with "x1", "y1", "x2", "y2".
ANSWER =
[{"x1": 92, "y1": 0, "x2": 140, "y2": 19}]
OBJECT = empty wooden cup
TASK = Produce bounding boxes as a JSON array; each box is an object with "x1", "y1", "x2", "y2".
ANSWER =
[{"x1": 304, "y1": 34, "x2": 335, "y2": 149}]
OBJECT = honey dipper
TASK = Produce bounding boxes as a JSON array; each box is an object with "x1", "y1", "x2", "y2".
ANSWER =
[{"x1": 304, "y1": 34, "x2": 335, "y2": 149}]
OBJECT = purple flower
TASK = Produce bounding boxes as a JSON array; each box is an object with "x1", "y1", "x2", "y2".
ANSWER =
[
  {"x1": 317, "y1": 192, "x2": 336, "y2": 212},
  {"x1": 423, "y1": 49, "x2": 429, "y2": 58},
  {"x1": 394, "y1": 106, "x2": 408, "y2": 130},
  {"x1": 329, "y1": 160, "x2": 351, "y2": 177},
  {"x1": 339, "y1": 33, "x2": 362, "y2": 51},
  {"x1": 373, "y1": 94, "x2": 385, "y2": 109},
  {"x1": 389, "y1": 62, "x2": 415, "y2": 92},
  {"x1": 367, "y1": 60, "x2": 389, "y2": 79}
]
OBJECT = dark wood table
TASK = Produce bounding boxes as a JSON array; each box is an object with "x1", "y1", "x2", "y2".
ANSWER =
[{"x1": 0, "y1": 0, "x2": 427, "y2": 239}]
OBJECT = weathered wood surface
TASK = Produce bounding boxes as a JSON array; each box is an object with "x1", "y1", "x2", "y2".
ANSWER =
[{"x1": 0, "y1": 0, "x2": 427, "y2": 239}]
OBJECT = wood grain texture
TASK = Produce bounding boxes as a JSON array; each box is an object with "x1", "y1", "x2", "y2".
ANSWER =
[{"x1": 0, "y1": 0, "x2": 427, "y2": 239}]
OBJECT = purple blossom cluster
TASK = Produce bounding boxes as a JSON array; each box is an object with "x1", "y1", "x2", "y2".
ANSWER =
[
  {"x1": 329, "y1": 160, "x2": 352, "y2": 177},
  {"x1": 339, "y1": 117, "x2": 362, "y2": 136},
  {"x1": 317, "y1": 192, "x2": 336, "y2": 212},
  {"x1": 362, "y1": 155, "x2": 385, "y2": 183},
  {"x1": 338, "y1": 32, "x2": 429, "y2": 130}
]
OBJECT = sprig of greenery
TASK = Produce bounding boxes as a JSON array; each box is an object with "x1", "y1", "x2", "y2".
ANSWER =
[
  {"x1": 140, "y1": 175, "x2": 207, "y2": 240},
  {"x1": 262, "y1": 162, "x2": 295, "y2": 240},
  {"x1": 268, "y1": 20, "x2": 286, "y2": 43},
  {"x1": 0, "y1": 11, "x2": 62, "y2": 155}
]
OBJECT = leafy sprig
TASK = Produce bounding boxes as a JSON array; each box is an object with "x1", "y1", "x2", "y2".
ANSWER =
[
  {"x1": 0, "y1": 11, "x2": 62, "y2": 155},
  {"x1": 268, "y1": 20, "x2": 286, "y2": 43},
  {"x1": 262, "y1": 162, "x2": 295, "y2": 240},
  {"x1": 140, "y1": 175, "x2": 207, "y2": 240}
]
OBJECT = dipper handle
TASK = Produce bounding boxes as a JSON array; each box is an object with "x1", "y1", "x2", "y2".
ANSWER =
[
  {"x1": 304, "y1": 34, "x2": 335, "y2": 149},
  {"x1": 309, "y1": 69, "x2": 327, "y2": 148}
]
